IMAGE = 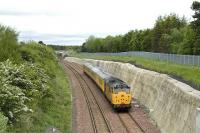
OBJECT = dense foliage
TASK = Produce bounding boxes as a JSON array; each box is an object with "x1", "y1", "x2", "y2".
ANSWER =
[
  {"x1": 82, "y1": 2, "x2": 200, "y2": 55},
  {"x1": 0, "y1": 25, "x2": 20, "y2": 62},
  {"x1": 0, "y1": 112, "x2": 8, "y2": 132},
  {"x1": 191, "y1": 1, "x2": 200, "y2": 54},
  {"x1": 0, "y1": 25, "x2": 71, "y2": 132},
  {"x1": 48, "y1": 44, "x2": 81, "y2": 51}
]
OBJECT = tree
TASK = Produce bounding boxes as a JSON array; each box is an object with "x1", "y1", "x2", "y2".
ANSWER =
[
  {"x1": 81, "y1": 42, "x2": 87, "y2": 52},
  {"x1": 129, "y1": 30, "x2": 142, "y2": 51},
  {"x1": 121, "y1": 31, "x2": 134, "y2": 51},
  {"x1": 84, "y1": 35, "x2": 96, "y2": 52},
  {"x1": 140, "y1": 29, "x2": 153, "y2": 51},
  {"x1": 152, "y1": 14, "x2": 187, "y2": 53},
  {"x1": 169, "y1": 26, "x2": 195, "y2": 54},
  {"x1": 38, "y1": 41, "x2": 45, "y2": 45},
  {"x1": 191, "y1": 1, "x2": 200, "y2": 54},
  {"x1": 191, "y1": 1, "x2": 200, "y2": 34}
]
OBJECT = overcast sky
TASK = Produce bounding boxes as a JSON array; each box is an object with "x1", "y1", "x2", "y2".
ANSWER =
[{"x1": 0, "y1": 0, "x2": 195, "y2": 45}]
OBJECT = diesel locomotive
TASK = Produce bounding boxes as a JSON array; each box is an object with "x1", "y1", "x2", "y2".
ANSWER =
[{"x1": 83, "y1": 63, "x2": 132, "y2": 109}]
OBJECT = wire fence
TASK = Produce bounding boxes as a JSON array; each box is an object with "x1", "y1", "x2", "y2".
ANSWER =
[{"x1": 80, "y1": 51, "x2": 200, "y2": 67}]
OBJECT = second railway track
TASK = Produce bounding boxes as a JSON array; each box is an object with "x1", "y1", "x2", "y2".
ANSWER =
[{"x1": 63, "y1": 61, "x2": 112, "y2": 133}]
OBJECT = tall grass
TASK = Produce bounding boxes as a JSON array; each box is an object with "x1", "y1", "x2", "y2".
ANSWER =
[{"x1": 0, "y1": 25, "x2": 20, "y2": 62}]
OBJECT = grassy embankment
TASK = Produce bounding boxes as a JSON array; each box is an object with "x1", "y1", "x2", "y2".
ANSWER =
[
  {"x1": 74, "y1": 53, "x2": 200, "y2": 90},
  {"x1": 26, "y1": 63, "x2": 71, "y2": 133},
  {"x1": 0, "y1": 25, "x2": 71, "y2": 133},
  {"x1": 17, "y1": 44, "x2": 72, "y2": 133}
]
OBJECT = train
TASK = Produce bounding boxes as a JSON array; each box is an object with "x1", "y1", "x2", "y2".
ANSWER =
[{"x1": 83, "y1": 63, "x2": 132, "y2": 109}]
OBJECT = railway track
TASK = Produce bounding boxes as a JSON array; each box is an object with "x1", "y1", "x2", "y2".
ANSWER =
[
  {"x1": 64, "y1": 61, "x2": 160, "y2": 133},
  {"x1": 128, "y1": 113, "x2": 145, "y2": 133},
  {"x1": 117, "y1": 113, "x2": 145, "y2": 133},
  {"x1": 63, "y1": 61, "x2": 112, "y2": 133},
  {"x1": 69, "y1": 62, "x2": 144, "y2": 133}
]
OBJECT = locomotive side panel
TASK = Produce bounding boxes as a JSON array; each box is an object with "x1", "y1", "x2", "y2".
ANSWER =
[
  {"x1": 83, "y1": 64, "x2": 132, "y2": 109},
  {"x1": 105, "y1": 83, "x2": 112, "y2": 102},
  {"x1": 84, "y1": 65, "x2": 105, "y2": 92}
]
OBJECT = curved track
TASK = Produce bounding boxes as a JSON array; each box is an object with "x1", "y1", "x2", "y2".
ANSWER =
[
  {"x1": 63, "y1": 61, "x2": 112, "y2": 133},
  {"x1": 69, "y1": 62, "x2": 144, "y2": 133},
  {"x1": 63, "y1": 61, "x2": 160, "y2": 133}
]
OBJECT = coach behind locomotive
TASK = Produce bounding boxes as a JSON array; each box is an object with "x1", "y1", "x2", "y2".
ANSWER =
[{"x1": 83, "y1": 63, "x2": 132, "y2": 109}]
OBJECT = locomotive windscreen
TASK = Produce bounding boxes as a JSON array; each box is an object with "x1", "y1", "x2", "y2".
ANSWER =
[
  {"x1": 106, "y1": 77, "x2": 130, "y2": 93},
  {"x1": 113, "y1": 84, "x2": 130, "y2": 93}
]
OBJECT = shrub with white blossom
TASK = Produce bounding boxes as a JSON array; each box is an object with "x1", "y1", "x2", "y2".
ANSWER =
[
  {"x1": 0, "y1": 112, "x2": 8, "y2": 132},
  {"x1": 0, "y1": 59, "x2": 49, "y2": 123}
]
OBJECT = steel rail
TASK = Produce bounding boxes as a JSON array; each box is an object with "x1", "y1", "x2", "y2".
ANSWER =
[
  {"x1": 71, "y1": 62, "x2": 145, "y2": 133},
  {"x1": 64, "y1": 61, "x2": 112, "y2": 133},
  {"x1": 63, "y1": 61, "x2": 97, "y2": 133}
]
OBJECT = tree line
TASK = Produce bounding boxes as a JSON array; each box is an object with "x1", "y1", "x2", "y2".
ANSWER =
[
  {"x1": 48, "y1": 44, "x2": 81, "y2": 51},
  {"x1": 81, "y1": 1, "x2": 200, "y2": 55}
]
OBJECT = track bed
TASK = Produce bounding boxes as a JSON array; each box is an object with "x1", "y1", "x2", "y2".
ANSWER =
[{"x1": 62, "y1": 60, "x2": 160, "y2": 133}]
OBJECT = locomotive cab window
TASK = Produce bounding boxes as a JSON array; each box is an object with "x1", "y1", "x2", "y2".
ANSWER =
[{"x1": 113, "y1": 85, "x2": 130, "y2": 93}]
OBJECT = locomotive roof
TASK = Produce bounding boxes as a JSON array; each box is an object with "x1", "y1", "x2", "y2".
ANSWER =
[
  {"x1": 84, "y1": 63, "x2": 110, "y2": 79},
  {"x1": 105, "y1": 77, "x2": 130, "y2": 89},
  {"x1": 84, "y1": 63, "x2": 130, "y2": 89}
]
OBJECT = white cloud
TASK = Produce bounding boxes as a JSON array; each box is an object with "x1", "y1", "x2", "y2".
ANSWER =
[{"x1": 0, "y1": 0, "x2": 194, "y2": 45}]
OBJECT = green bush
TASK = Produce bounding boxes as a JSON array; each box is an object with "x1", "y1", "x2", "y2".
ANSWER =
[
  {"x1": 0, "y1": 112, "x2": 8, "y2": 133},
  {"x1": 0, "y1": 60, "x2": 31, "y2": 122},
  {"x1": 0, "y1": 25, "x2": 20, "y2": 62},
  {"x1": 0, "y1": 24, "x2": 71, "y2": 132},
  {"x1": 19, "y1": 41, "x2": 57, "y2": 78},
  {"x1": 0, "y1": 59, "x2": 50, "y2": 123}
]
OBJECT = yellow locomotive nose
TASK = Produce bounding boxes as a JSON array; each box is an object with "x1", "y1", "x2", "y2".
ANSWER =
[
  {"x1": 112, "y1": 92, "x2": 131, "y2": 104},
  {"x1": 120, "y1": 93, "x2": 126, "y2": 104}
]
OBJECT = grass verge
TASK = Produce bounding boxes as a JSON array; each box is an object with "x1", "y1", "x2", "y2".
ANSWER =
[
  {"x1": 74, "y1": 54, "x2": 200, "y2": 91},
  {"x1": 27, "y1": 62, "x2": 71, "y2": 133}
]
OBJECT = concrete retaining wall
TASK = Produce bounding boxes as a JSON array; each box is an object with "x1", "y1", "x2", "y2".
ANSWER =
[{"x1": 65, "y1": 57, "x2": 200, "y2": 133}]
